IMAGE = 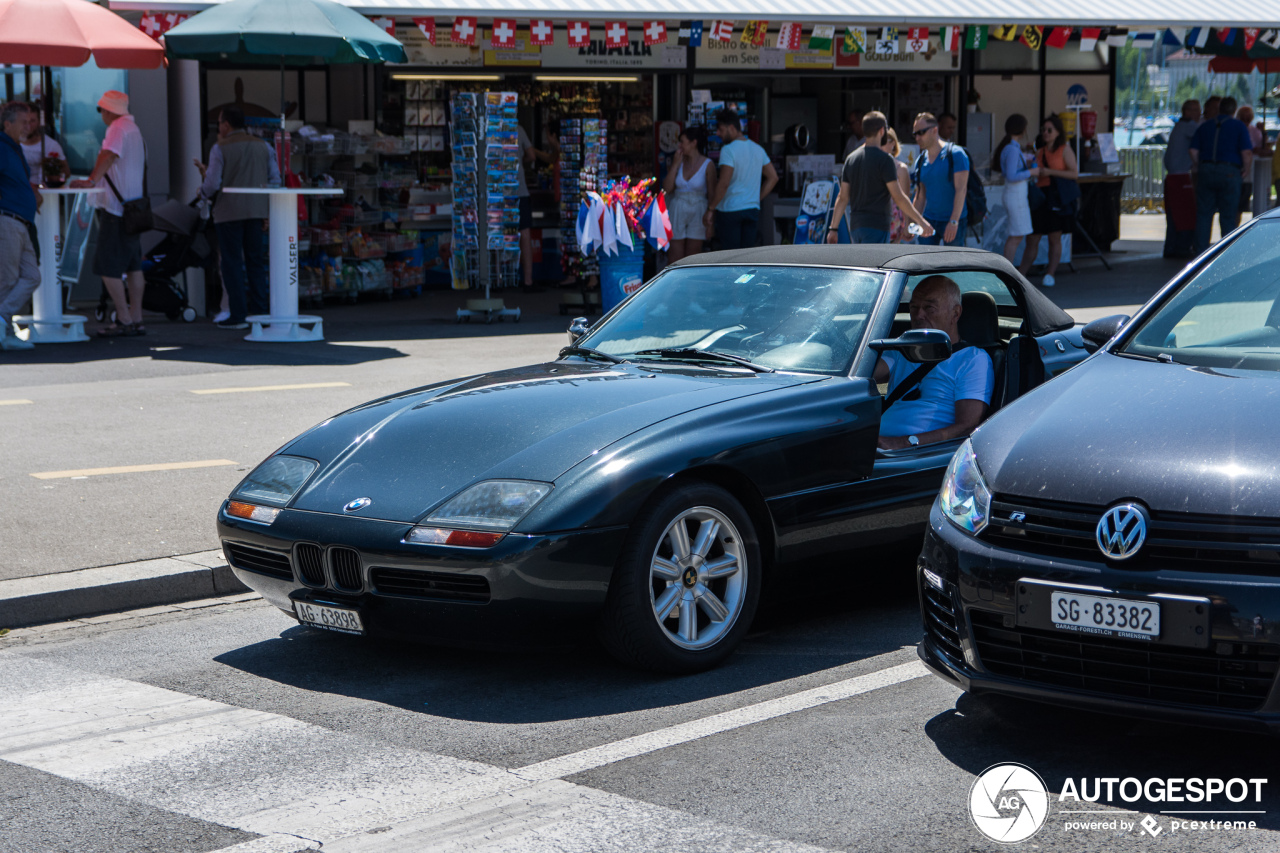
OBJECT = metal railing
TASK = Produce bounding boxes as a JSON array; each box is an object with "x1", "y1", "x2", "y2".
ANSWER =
[{"x1": 1119, "y1": 146, "x2": 1166, "y2": 213}]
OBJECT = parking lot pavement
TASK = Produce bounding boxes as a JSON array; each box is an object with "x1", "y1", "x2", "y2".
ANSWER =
[{"x1": 3, "y1": 559, "x2": 1277, "y2": 853}]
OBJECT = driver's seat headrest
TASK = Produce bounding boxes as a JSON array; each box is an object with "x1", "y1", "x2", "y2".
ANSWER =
[{"x1": 958, "y1": 291, "x2": 999, "y2": 348}]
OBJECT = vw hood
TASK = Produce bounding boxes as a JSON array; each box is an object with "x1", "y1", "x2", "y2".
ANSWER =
[
  {"x1": 283, "y1": 361, "x2": 820, "y2": 521},
  {"x1": 973, "y1": 353, "x2": 1280, "y2": 516}
]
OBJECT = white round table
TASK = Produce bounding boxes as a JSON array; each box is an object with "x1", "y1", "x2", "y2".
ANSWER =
[
  {"x1": 221, "y1": 187, "x2": 343, "y2": 342},
  {"x1": 14, "y1": 186, "x2": 103, "y2": 344}
]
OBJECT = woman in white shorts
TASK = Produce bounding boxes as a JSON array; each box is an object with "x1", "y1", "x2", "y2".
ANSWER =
[
  {"x1": 662, "y1": 127, "x2": 717, "y2": 263},
  {"x1": 992, "y1": 114, "x2": 1039, "y2": 263}
]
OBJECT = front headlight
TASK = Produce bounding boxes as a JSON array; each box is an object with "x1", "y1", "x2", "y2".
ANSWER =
[
  {"x1": 940, "y1": 439, "x2": 992, "y2": 535},
  {"x1": 423, "y1": 480, "x2": 552, "y2": 532},
  {"x1": 231, "y1": 455, "x2": 318, "y2": 507}
]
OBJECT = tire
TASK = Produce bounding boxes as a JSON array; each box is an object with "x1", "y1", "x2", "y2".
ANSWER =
[{"x1": 600, "y1": 482, "x2": 762, "y2": 673}]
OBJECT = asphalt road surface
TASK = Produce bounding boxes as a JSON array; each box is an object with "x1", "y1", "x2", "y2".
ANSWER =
[{"x1": 2, "y1": 561, "x2": 1276, "y2": 853}]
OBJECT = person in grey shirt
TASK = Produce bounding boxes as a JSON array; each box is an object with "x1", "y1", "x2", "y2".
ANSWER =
[
  {"x1": 1164, "y1": 99, "x2": 1201, "y2": 174},
  {"x1": 1163, "y1": 99, "x2": 1200, "y2": 258}
]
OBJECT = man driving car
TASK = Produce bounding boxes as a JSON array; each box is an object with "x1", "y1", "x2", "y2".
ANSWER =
[{"x1": 876, "y1": 276, "x2": 993, "y2": 450}]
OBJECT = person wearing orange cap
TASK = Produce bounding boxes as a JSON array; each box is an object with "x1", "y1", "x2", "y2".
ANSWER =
[{"x1": 71, "y1": 91, "x2": 148, "y2": 336}]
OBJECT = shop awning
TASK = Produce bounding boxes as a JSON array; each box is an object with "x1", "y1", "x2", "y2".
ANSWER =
[{"x1": 107, "y1": 0, "x2": 1280, "y2": 29}]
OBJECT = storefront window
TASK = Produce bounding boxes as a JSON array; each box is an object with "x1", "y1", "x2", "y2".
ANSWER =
[
  {"x1": 975, "y1": 41, "x2": 1041, "y2": 72},
  {"x1": 57, "y1": 59, "x2": 126, "y2": 173},
  {"x1": 1046, "y1": 42, "x2": 1110, "y2": 72}
]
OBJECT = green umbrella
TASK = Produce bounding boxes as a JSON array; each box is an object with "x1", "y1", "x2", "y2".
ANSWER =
[
  {"x1": 163, "y1": 0, "x2": 405, "y2": 65},
  {"x1": 164, "y1": 0, "x2": 406, "y2": 123}
]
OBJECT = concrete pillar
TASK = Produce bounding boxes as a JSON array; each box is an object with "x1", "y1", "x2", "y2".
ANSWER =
[{"x1": 168, "y1": 59, "x2": 203, "y2": 203}]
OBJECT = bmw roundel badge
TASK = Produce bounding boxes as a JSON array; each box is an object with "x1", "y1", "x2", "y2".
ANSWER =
[{"x1": 343, "y1": 497, "x2": 373, "y2": 513}]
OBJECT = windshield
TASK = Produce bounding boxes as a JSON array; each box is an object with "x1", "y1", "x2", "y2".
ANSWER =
[
  {"x1": 577, "y1": 265, "x2": 885, "y2": 374},
  {"x1": 1120, "y1": 222, "x2": 1280, "y2": 370}
]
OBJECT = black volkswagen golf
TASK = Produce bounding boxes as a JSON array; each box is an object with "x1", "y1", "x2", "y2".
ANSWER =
[{"x1": 919, "y1": 208, "x2": 1280, "y2": 732}]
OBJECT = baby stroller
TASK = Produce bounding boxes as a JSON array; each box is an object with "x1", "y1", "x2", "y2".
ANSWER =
[{"x1": 95, "y1": 199, "x2": 212, "y2": 324}]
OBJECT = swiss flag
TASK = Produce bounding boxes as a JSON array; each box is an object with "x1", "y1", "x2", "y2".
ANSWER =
[
  {"x1": 605, "y1": 21, "x2": 629, "y2": 48},
  {"x1": 643, "y1": 20, "x2": 667, "y2": 46},
  {"x1": 776, "y1": 23, "x2": 802, "y2": 50},
  {"x1": 413, "y1": 18, "x2": 436, "y2": 44},
  {"x1": 1046, "y1": 26, "x2": 1071, "y2": 48},
  {"x1": 139, "y1": 13, "x2": 187, "y2": 40},
  {"x1": 371, "y1": 17, "x2": 395, "y2": 36},
  {"x1": 529, "y1": 19, "x2": 555, "y2": 46},
  {"x1": 491, "y1": 18, "x2": 518, "y2": 47},
  {"x1": 567, "y1": 20, "x2": 591, "y2": 48},
  {"x1": 452, "y1": 16, "x2": 477, "y2": 45},
  {"x1": 1244, "y1": 27, "x2": 1260, "y2": 50}
]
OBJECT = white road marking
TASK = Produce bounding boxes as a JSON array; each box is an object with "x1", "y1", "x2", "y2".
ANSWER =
[
  {"x1": 190, "y1": 382, "x2": 351, "y2": 395},
  {"x1": 512, "y1": 660, "x2": 929, "y2": 782},
  {"x1": 0, "y1": 652, "x2": 921, "y2": 852},
  {"x1": 30, "y1": 459, "x2": 238, "y2": 479},
  {"x1": 0, "y1": 399, "x2": 33, "y2": 406}
]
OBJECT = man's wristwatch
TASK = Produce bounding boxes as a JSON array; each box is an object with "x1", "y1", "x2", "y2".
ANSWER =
[
  {"x1": 908, "y1": 435, "x2": 920, "y2": 447},
  {"x1": 827, "y1": 226, "x2": 839, "y2": 232},
  {"x1": 948, "y1": 219, "x2": 959, "y2": 226}
]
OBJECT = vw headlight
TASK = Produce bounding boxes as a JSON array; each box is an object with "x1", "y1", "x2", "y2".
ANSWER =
[
  {"x1": 423, "y1": 480, "x2": 552, "y2": 532},
  {"x1": 231, "y1": 455, "x2": 318, "y2": 508},
  {"x1": 940, "y1": 439, "x2": 992, "y2": 534}
]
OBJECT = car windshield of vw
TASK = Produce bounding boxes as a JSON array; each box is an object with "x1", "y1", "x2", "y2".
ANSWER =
[
  {"x1": 576, "y1": 265, "x2": 884, "y2": 374},
  {"x1": 1119, "y1": 219, "x2": 1280, "y2": 370}
]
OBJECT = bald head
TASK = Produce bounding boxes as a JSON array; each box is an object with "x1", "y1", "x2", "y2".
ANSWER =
[{"x1": 908, "y1": 276, "x2": 963, "y2": 342}]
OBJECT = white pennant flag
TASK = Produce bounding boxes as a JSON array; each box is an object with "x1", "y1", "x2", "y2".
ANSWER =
[
  {"x1": 1261, "y1": 29, "x2": 1280, "y2": 49},
  {"x1": 614, "y1": 203, "x2": 633, "y2": 250}
]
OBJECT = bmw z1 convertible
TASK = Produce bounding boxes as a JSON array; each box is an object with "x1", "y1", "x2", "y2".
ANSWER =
[{"x1": 218, "y1": 245, "x2": 1084, "y2": 671}]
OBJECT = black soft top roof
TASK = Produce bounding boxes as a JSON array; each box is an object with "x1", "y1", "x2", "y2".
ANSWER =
[{"x1": 670, "y1": 244, "x2": 1075, "y2": 337}]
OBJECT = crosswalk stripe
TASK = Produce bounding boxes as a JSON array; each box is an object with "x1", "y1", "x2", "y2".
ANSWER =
[
  {"x1": 512, "y1": 660, "x2": 929, "y2": 782},
  {"x1": 190, "y1": 382, "x2": 351, "y2": 395},
  {"x1": 1, "y1": 652, "x2": 919, "y2": 852},
  {"x1": 30, "y1": 459, "x2": 238, "y2": 479}
]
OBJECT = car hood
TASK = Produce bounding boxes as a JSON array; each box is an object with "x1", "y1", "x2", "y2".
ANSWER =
[
  {"x1": 974, "y1": 353, "x2": 1280, "y2": 516},
  {"x1": 286, "y1": 361, "x2": 822, "y2": 521}
]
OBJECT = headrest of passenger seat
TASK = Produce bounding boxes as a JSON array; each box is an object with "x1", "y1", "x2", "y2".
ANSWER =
[{"x1": 958, "y1": 291, "x2": 999, "y2": 347}]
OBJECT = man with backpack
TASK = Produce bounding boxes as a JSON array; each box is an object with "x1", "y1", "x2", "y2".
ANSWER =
[{"x1": 911, "y1": 112, "x2": 983, "y2": 246}]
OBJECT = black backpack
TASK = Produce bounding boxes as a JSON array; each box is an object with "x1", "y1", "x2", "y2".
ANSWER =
[{"x1": 913, "y1": 143, "x2": 987, "y2": 228}]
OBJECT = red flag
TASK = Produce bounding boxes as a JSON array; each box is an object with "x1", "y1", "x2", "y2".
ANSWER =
[
  {"x1": 567, "y1": 20, "x2": 591, "y2": 48},
  {"x1": 529, "y1": 19, "x2": 555, "y2": 46},
  {"x1": 1244, "y1": 28, "x2": 1260, "y2": 50},
  {"x1": 709, "y1": 21, "x2": 735, "y2": 42},
  {"x1": 371, "y1": 17, "x2": 395, "y2": 36},
  {"x1": 642, "y1": 20, "x2": 667, "y2": 46},
  {"x1": 605, "y1": 20, "x2": 629, "y2": 48},
  {"x1": 776, "y1": 22, "x2": 802, "y2": 50},
  {"x1": 1079, "y1": 27, "x2": 1101, "y2": 50},
  {"x1": 163, "y1": 13, "x2": 188, "y2": 31},
  {"x1": 491, "y1": 18, "x2": 517, "y2": 47},
  {"x1": 138, "y1": 13, "x2": 165, "y2": 39},
  {"x1": 1046, "y1": 26, "x2": 1071, "y2": 48},
  {"x1": 413, "y1": 18, "x2": 436, "y2": 44},
  {"x1": 452, "y1": 17, "x2": 477, "y2": 45}
]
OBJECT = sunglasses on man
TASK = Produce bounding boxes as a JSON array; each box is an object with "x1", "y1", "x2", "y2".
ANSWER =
[{"x1": 912, "y1": 125, "x2": 937, "y2": 138}]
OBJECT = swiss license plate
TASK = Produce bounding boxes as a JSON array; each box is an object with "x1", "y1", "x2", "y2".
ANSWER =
[
  {"x1": 1050, "y1": 591, "x2": 1160, "y2": 640},
  {"x1": 295, "y1": 601, "x2": 365, "y2": 635}
]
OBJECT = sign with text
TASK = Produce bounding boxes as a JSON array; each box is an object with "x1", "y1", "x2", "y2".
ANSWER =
[{"x1": 835, "y1": 37, "x2": 958, "y2": 70}]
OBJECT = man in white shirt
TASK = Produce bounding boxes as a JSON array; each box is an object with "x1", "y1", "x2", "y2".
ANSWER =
[
  {"x1": 875, "y1": 276, "x2": 993, "y2": 450},
  {"x1": 70, "y1": 91, "x2": 147, "y2": 336}
]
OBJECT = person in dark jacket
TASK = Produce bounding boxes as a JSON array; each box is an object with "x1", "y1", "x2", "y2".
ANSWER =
[{"x1": 0, "y1": 101, "x2": 39, "y2": 351}]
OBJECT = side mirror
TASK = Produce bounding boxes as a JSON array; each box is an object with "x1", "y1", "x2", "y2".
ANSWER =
[
  {"x1": 869, "y1": 328, "x2": 952, "y2": 364},
  {"x1": 1081, "y1": 314, "x2": 1130, "y2": 353},
  {"x1": 567, "y1": 316, "x2": 590, "y2": 344}
]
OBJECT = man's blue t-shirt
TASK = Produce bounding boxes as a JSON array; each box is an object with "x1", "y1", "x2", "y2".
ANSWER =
[
  {"x1": 1189, "y1": 117, "x2": 1254, "y2": 167},
  {"x1": 718, "y1": 138, "x2": 768, "y2": 212},
  {"x1": 0, "y1": 133, "x2": 37, "y2": 223},
  {"x1": 917, "y1": 144, "x2": 969, "y2": 221},
  {"x1": 880, "y1": 346, "x2": 993, "y2": 437}
]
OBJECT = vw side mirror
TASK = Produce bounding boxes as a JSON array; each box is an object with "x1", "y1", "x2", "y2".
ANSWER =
[
  {"x1": 869, "y1": 328, "x2": 952, "y2": 364},
  {"x1": 567, "y1": 316, "x2": 590, "y2": 344},
  {"x1": 1081, "y1": 314, "x2": 1130, "y2": 353}
]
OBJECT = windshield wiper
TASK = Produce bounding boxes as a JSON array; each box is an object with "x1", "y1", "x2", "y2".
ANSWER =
[
  {"x1": 558, "y1": 344, "x2": 626, "y2": 364},
  {"x1": 1115, "y1": 351, "x2": 1180, "y2": 364},
  {"x1": 634, "y1": 347, "x2": 774, "y2": 373}
]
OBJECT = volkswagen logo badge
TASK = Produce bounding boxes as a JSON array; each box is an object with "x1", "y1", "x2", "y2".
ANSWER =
[
  {"x1": 343, "y1": 497, "x2": 372, "y2": 513},
  {"x1": 1095, "y1": 503, "x2": 1148, "y2": 560}
]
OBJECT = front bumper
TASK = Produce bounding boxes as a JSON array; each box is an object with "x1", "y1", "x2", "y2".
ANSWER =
[
  {"x1": 217, "y1": 504, "x2": 627, "y2": 646},
  {"x1": 917, "y1": 500, "x2": 1280, "y2": 734}
]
